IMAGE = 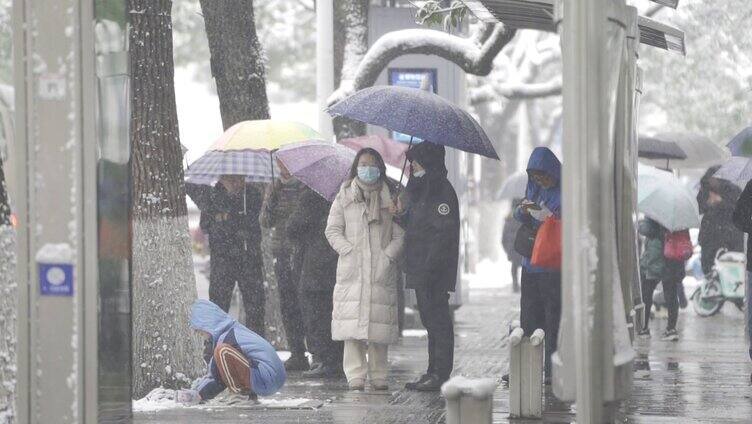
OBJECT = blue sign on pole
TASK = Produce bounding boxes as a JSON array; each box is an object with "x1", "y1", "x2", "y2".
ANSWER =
[{"x1": 39, "y1": 263, "x2": 74, "y2": 296}]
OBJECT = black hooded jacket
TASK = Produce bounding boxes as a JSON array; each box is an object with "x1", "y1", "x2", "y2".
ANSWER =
[
  {"x1": 697, "y1": 169, "x2": 744, "y2": 274},
  {"x1": 400, "y1": 142, "x2": 460, "y2": 292}
]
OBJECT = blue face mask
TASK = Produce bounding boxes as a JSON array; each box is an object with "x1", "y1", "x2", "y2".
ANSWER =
[{"x1": 357, "y1": 166, "x2": 380, "y2": 184}]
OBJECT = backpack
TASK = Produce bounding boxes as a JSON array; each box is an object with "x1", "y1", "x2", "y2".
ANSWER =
[{"x1": 663, "y1": 230, "x2": 692, "y2": 261}]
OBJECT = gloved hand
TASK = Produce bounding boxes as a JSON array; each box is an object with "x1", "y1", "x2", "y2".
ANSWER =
[
  {"x1": 529, "y1": 205, "x2": 553, "y2": 221},
  {"x1": 176, "y1": 389, "x2": 201, "y2": 405}
]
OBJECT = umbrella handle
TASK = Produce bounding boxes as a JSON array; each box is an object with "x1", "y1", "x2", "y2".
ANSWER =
[{"x1": 397, "y1": 137, "x2": 415, "y2": 196}]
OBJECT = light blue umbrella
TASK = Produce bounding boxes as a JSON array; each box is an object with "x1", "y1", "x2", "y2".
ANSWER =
[
  {"x1": 712, "y1": 156, "x2": 752, "y2": 189},
  {"x1": 495, "y1": 171, "x2": 528, "y2": 200},
  {"x1": 637, "y1": 164, "x2": 700, "y2": 231}
]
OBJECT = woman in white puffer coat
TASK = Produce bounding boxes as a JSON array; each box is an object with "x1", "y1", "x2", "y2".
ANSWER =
[{"x1": 325, "y1": 148, "x2": 404, "y2": 391}]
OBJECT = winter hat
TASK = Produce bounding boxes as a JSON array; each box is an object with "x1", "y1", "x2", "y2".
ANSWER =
[{"x1": 406, "y1": 142, "x2": 447, "y2": 174}]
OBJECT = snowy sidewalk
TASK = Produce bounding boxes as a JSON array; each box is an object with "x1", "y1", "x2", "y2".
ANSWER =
[{"x1": 133, "y1": 284, "x2": 752, "y2": 423}]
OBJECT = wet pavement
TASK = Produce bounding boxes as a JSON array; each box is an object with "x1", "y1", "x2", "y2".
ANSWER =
[{"x1": 134, "y1": 286, "x2": 752, "y2": 423}]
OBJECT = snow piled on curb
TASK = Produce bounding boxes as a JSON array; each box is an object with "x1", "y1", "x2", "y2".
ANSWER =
[{"x1": 465, "y1": 258, "x2": 513, "y2": 290}]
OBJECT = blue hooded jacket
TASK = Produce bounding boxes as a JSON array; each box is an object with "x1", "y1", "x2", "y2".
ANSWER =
[
  {"x1": 514, "y1": 147, "x2": 562, "y2": 273},
  {"x1": 190, "y1": 299, "x2": 286, "y2": 398}
]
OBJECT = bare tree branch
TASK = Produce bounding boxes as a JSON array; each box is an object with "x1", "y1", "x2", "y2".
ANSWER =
[{"x1": 328, "y1": 23, "x2": 516, "y2": 105}]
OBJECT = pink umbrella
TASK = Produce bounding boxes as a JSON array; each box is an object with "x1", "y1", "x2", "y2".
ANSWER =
[
  {"x1": 276, "y1": 142, "x2": 356, "y2": 202},
  {"x1": 339, "y1": 134, "x2": 409, "y2": 169}
]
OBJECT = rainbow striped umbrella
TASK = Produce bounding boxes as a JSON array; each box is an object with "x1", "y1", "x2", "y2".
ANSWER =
[{"x1": 186, "y1": 120, "x2": 324, "y2": 184}]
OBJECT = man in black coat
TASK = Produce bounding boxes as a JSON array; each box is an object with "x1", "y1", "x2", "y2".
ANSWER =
[
  {"x1": 399, "y1": 142, "x2": 460, "y2": 391},
  {"x1": 698, "y1": 169, "x2": 744, "y2": 274},
  {"x1": 186, "y1": 176, "x2": 266, "y2": 336},
  {"x1": 285, "y1": 185, "x2": 344, "y2": 378},
  {"x1": 731, "y1": 178, "x2": 752, "y2": 368}
]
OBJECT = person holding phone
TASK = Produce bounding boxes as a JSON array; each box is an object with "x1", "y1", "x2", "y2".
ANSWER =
[{"x1": 512, "y1": 147, "x2": 562, "y2": 385}]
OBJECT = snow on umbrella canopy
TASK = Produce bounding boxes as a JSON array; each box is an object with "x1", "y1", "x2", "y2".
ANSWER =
[
  {"x1": 185, "y1": 120, "x2": 325, "y2": 184},
  {"x1": 637, "y1": 164, "x2": 700, "y2": 232},
  {"x1": 327, "y1": 85, "x2": 499, "y2": 160},
  {"x1": 275, "y1": 141, "x2": 356, "y2": 202}
]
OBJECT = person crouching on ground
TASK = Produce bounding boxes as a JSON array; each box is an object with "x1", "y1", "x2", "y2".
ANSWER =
[
  {"x1": 397, "y1": 142, "x2": 460, "y2": 392},
  {"x1": 176, "y1": 299, "x2": 286, "y2": 404},
  {"x1": 325, "y1": 148, "x2": 405, "y2": 391}
]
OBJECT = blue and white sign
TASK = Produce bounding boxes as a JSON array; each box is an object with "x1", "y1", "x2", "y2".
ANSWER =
[
  {"x1": 36, "y1": 243, "x2": 75, "y2": 297},
  {"x1": 388, "y1": 68, "x2": 438, "y2": 143},
  {"x1": 39, "y1": 263, "x2": 74, "y2": 296}
]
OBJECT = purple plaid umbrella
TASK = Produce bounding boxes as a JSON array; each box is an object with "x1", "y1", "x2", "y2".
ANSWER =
[
  {"x1": 275, "y1": 142, "x2": 356, "y2": 202},
  {"x1": 327, "y1": 85, "x2": 499, "y2": 160}
]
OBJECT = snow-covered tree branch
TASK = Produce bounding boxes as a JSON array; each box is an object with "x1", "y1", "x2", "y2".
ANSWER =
[{"x1": 328, "y1": 23, "x2": 516, "y2": 105}]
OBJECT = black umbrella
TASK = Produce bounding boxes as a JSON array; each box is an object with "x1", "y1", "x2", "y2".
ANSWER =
[{"x1": 638, "y1": 136, "x2": 687, "y2": 170}]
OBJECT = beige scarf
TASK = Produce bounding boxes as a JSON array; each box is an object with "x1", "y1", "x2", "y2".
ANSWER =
[{"x1": 353, "y1": 177, "x2": 382, "y2": 224}]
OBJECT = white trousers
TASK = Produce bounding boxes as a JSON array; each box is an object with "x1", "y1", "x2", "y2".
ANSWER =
[{"x1": 343, "y1": 340, "x2": 389, "y2": 382}]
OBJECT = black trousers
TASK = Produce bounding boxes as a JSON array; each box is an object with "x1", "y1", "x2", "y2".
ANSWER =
[
  {"x1": 415, "y1": 286, "x2": 454, "y2": 381},
  {"x1": 641, "y1": 277, "x2": 679, "y2": 331},
  {"x1": 300, "y1": 289, "x2": 343, "y2": 367},
  {"x1": 209, "y1": 247, "x2": 265, "y2": 337},
  {"x1": 520, "y1": 269, "x2": 561, "y2": 376},
  {"x1": 274, "y1": 250, "x2": 306, "y2": 356}
]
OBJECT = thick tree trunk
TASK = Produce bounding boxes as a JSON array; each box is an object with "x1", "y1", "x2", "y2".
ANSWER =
[
  {"x1": 129, "y1": 0, "x2": 204, "y2": 398},
  {"x1": 198, "y1": 0, "x2": 270, "y2": 127},
  {"x1": 198, "y1": 0, "x2": 287, "y2": 349},
  {"x1": 333, "y1": 0, "x2": 369, "y2": 140},
  {"x1": 0, "y1": 155, "x2": 16, "y2": 423}
]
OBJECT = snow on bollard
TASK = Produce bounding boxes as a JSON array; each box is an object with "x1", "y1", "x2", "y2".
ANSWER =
[
  {"x1": 509, "y1": 328, "x2": 544, "y2": 419},
  {"x1": 441, "y1": 376, "x2": 496, "y2": 424}
]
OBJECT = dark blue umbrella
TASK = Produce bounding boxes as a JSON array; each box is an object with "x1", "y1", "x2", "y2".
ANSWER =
[
  {"x1": 327, "y1": 85, "x2": 499, "y2": 160},
  {"x1": 727, "y1": 127, "x2": 752, "y2": 157}
]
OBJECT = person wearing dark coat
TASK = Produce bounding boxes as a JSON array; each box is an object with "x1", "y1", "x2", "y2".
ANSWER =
[
  {"x1": 259, "y1": 162, "x2": 309, "y2": 371},
  {"x1": 513, "y1": 147, "x2": 562, "y2": 384},
  {"x1": 285, "y1": 185, "x2": 344, "y2": 378},
  {"x1": 637, "y1": 217, "x2": 684, "y2": 341},
  {"x1": 398, "y1": 142, "x2": 460, "y2": 392},
  {"x1": 731, "y1": 179, "x2": 752, "y2": 367},
  {"x1": 186, "y1": 176, "x2": 266, "y2": 336},
  {"x1": 697, "y1": 168, "x2": 744, "y2": 274},
  {"x1": 501, "y1": 198, "x2": 524, "y2": 293}
]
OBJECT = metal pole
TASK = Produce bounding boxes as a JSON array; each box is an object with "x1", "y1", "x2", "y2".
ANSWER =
[
  {"x1": 560, "y1": 0, "x2": 618, "y2": 421},
  {"x1": 316, "y1": 0, "x2": 335, "y2": 141}
]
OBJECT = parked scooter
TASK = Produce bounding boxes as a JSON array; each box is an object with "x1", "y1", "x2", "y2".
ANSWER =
[{"x1": 691, "y1": 249, "x2": 746, "y2": 317}]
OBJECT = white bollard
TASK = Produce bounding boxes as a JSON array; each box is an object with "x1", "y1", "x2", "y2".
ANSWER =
[
  {"x1": 442, "y1": 377, "x2": 497, "y2": 424},
  {"x1": 509, "y1": 328, "x2": 545, "y2": 419}
]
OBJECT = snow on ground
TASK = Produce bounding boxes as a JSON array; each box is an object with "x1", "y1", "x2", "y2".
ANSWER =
[
  {"x1": 133, "y1": 387, "x2": 313, "y2": 412},
  {"x1": 401, "y1": 329, "x2": 428, "y2": 338},
  {"x1": 465, "y1": 257, "x2": 513, "y2": 290}
]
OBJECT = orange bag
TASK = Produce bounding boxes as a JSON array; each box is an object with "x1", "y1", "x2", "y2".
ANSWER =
[{"x1": 531, "y1": 217, "x2": 562, "y2": 270}]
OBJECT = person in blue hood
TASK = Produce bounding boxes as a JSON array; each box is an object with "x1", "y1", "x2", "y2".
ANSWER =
[
  {"x1": 176, "y1": 299, "x2": 286, "y2": 404},
  {"x1": 512, "y1": 147, "x2": 562, "y2": 385}
]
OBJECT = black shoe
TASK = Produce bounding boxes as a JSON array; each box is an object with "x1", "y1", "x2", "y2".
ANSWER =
[
  {"x1": 405, "y1": 374, "x2": 431, "y2": 390},
  {"x1": 413, "y1": 374, "x2": 446, "y2": 392},
  {"x1": 637, "y1": 328, "x2": 650, "y2": 338},
  {"x1": 302, "y1": 363, "x2": 344, "y2": 379},
  {"x1": 660, "y1": 329, "x2": 679, "y2": 342},
  {"x1": 501, "y1": 374, "x2": 509, "y2": 384},
  {"x1": 284, "y1": 354, "x2": 310, "y2": 371}
]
